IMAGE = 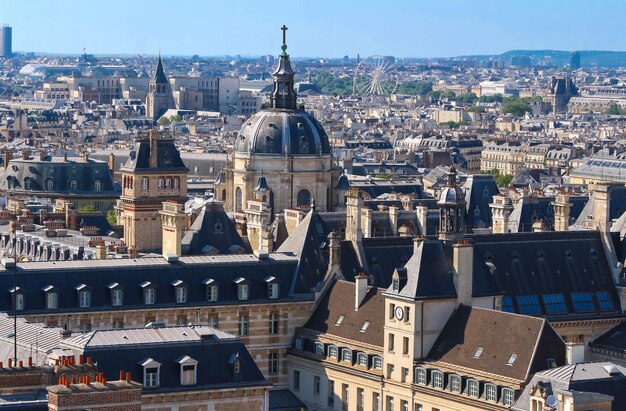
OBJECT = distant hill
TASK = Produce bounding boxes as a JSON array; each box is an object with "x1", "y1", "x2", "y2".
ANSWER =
[{"x1": 499, "y1": 50, "x2": 626, "y2": 68}]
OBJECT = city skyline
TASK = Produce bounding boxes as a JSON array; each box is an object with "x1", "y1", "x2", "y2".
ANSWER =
[{"x1": 4, "y1": 0, "x2": 626, "y2": 58}]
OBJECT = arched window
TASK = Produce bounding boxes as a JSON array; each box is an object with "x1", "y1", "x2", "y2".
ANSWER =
[
  {"x1": 502, "y1": 388, "x2": 515, "y2": 405},
  {"x1": 341, "y1": 348, "x2": 352, "y2": 363},
  {"x1": 69, "y1": 179, "x2": 78, "y2": 192},
  {"x1": 431, "y1": 370, "x2": 444, "y2": 389},
  {"x1": 46, "y1": 179, "x2": 54, "y2": 191},
  {"x1": 356, "y1": 352, "x2": 368, "y2": 366},
  {"x1": 158, "y1": 177, "x2": 164, "y2": 190},
  {"x1": 296, "y1": 189, "x2": 311, "y2": 208},
  {"x1": 328, "y1": 345, "x2": 338, "y2": 359},
  {"x1": 372, "y1": 356, "x2": 383, "y2": 370},
  {"x1": 485, "y1": 383, "x2": 497, "y2": 402},
  {"x1": 467, "y1": 379, "x2": 480, "y2": 397},
  {"x1": 314, "y1": 342, "x2": 324, "y2": 356},
  {"x1": 448, "y1": 374, "x2": 462, "y2": 393},
  {"x1": 235, "y1": 187, "x2": 243, "y2": 212},
  {"x1": 165, "y1": 177, "x2": 172, "y2": 189},
  {"x1": 93, "y1": 179, "x2": 102, "y2": 192}
]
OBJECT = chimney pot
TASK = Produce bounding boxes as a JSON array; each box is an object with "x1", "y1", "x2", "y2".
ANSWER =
[{"x1": 125, "y1": 371, "x2": 131, "y2": 382}]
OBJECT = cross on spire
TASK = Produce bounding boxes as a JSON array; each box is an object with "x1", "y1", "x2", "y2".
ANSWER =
[{"x1": 280, "y1": 25, "x2": 288, "y2": 55}]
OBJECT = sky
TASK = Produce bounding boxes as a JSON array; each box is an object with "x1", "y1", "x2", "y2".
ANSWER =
[{"x1": 4, "y1": 0, "x2": 626, "y2": 58}]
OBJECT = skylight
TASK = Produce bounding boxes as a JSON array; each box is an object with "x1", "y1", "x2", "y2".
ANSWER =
[
  {"x1": 473, "y1": 347, "x2": 483, "y2": 359},
  {"x1": 507, "y1": 354, "x2": 517, "y2": 366},
  {"x1": 360, "y1": 321, "x2": 369, "y2": 333},
  {"x1": 335, "y1": 315, "x2": 345, "y2": 326}
]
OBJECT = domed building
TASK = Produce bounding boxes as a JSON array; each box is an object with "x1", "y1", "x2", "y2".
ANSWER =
[{"x1": 218, "y1": 27, "x2": 341, "y2": 216}]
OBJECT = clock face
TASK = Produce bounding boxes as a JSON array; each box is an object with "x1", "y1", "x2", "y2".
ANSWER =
[{"x1": 394, "y1": 306, "x2": 404, "y2": 321}]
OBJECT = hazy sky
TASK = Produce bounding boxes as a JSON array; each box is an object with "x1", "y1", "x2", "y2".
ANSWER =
[{"x1": 4, "y1": 0, "x2": 626, "y2": 58}]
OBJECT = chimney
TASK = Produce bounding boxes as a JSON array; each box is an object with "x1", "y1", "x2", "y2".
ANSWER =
[
  {"x1": 565, "y1": 341, "x2": 585, "y2": 365},
  {"x1": 345, "y1": 188, "x2": 363, "y2": 243},
  {"x1": 388, "y1": 206, "x2": 399, "y2": 236},
  {"x1": 416, "y1": 203, "x2": 428, "y2": 235},
  {"x1": 589, "y1": 183, "x2": 616, "y2": 232},
  {"x1": 107, "y1": 153, "x2": 115, "y2": 179},
  {"x1": 3, "y1": 150, "x2": 11, "y2": 171},
  {"x1": 128, "y1": 247, "x2": 138, "y2": 258},
  {"x1": 489, "y1": 195, "x2": 513, "y2": 234},
  {"x1": 95, "y1": 245, "x2": 107, "y2": 260},
  {"x1": 259, "y1": 226, "x2": 274, "y2": 254},
  {"x1": 532, "y1": 220, "x2": 543, "y2": 232},
  {"x1": 452, "y1": 240, "x2": 474, "y2": 306},
  {"x1": 355, "y1": 273, "x2": 368, "y2": 310},
  {"x1": 149, "y1": 129, "x2": 158, "y2": 168},
  {"x1": 552, "y1": 193, "x2": 572, "y2": 232},
  {"x1": 159, "y1": 201, "x2": 187, "y2": 258}
]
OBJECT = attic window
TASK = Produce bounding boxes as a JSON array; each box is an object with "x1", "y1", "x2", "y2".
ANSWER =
[
  {"x1": 214, "y1": 222, "x2": 223, "y2": 233},
  {"x1": 335, "y1": 315, "x2": 345, "y2": 326},
  {"x1": 473, "y1": 347, "x2": 483, "y2": 359},
  {"x1": 507, "y1": 354, "x2": 517, "y2": 366},
  {"x1": 360, "y1": 321, "x2": 370, "y2": 333}
]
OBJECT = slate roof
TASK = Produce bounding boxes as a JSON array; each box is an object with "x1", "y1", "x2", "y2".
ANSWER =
[
  {"x1": 342, "y1": 237, "x2": 414, "y2": 287},
  {"x1": 463, "y1": 174, "x2": 499, "y2": 228},
  {"x1": 181, "y1": 200, "x2": 250, "y2": 255},
  {"x1": 470, "y1": 231, "x2": 623, "y2": 319},
  {"x1": 427, "y1": 305, "x2": 566, "y2": 382},
  {"x1": 61, "y1": 326, "x2": 270, "y2": 393},
  {"x1": 349, "y1": 180, "x2": 424, "y2": 199},
  {"x1": 277, "y1": 208, "x2": 329, "y2": 293},
  {"x1": 0, "y1": 254, "x2": 309, "y2": 315},
  {"x1": 120, "y1": 136, "x2": 188, "y2": 173},
  {"x1": 589, "y1": 321, "x2": 626, "y2": 352},
  {"x1": 574, "y1": 184, "x2": 626, "y2": 228},
  {"x1": 302, "y1": 280, "x2": 384, "y2": 347},
  {"x1": 151, "y1": 56, "x2": 168, "y2": 84},
  {"x1": 508, "y1": 195, "x2": 587, "y2": 232},
  {"x1": 512, "y1": 362, "x2": 626, "y2": 411}
]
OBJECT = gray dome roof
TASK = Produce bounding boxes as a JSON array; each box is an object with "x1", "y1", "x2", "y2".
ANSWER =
[
  {"x1": 235, "y1": 109, "x2": 331, "y2": 156},
  {"x1": 438, "y1": 185, "x2": 466, "y2": 206}
]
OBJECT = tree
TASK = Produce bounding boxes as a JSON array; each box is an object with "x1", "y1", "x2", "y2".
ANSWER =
[
  {"x1": 170, "y1": 114, "x2": 182, "y2": 122},
  {"x1": 107, "y1": 210, "x2": 117, "y2": 226},
  {"x1": 78, "y1": 204, "x2": 96, "y2": 213},
  {"x1": 479, "y1": 94, "x2": 503, "y2": 103},
  {"x1": 457, "y1": 92, "x2": 478, "y2": 104},
  {"x1": 502, "y1": 100, "x2": 531, "y2": 117},
  {"x1": 396, "y1": 81, "x2": 432, "y2": 96},
  {"x1": 606, "y1": 103, "x2": 626, "y2": 115},
  {"x1": 157, "y1": 116, "x2": 171, "y2": 126},
  {"x1": 480, "y1": 169, "x2": 513, "y2": 187},
  {"x1": 467, "y1": 106, "x2": 486, "y2": 113}
]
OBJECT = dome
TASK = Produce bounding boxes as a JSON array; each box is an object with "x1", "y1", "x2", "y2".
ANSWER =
[
  {"x1": 235, "y1": 109, "x2": 331, "y2": 156},
  {"x1": 438, "y1": 185, "x2": 466, "y2": 206}
]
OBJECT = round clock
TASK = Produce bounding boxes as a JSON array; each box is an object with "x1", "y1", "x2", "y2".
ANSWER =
[{"x1": 394, "y1": 306, "x2": 404, "y2": 321}]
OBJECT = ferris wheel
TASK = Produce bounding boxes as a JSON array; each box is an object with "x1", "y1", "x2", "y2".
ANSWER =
[{"x1": 353, "y1": 55, "x2": 399, "y2": 95}]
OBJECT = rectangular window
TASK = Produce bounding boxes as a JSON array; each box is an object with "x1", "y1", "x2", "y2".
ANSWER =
[
  {"x1": 485, "y1": 384, "x2": 497, "y2": 401},
  {"x1": 175, "y1": 287, "x2": 187, "y2": 303},
  {"x1": 401, "y1": 367, "x2": 409, "y2": 383},
  {"x1": 112, "y1": 320, "x2": 124, "y2": 330},
  {"x1": 293, "y1": 370, "x2": 300, "y2": 391},
  {"x1": 386, "y1": 395, "x2": 394, "y2": 411},
  {"x1": 468, "y1": 380, "x2": 479, "y2": 397},
  {"x1": 207, "y1": 285, "x2": 218, "y2": 302},
  {"x1": 144, "y1": 367, "x2": 159, "y2": 387},
  {"x1": 450, "y1": 375, "x2": 461, "y2": 392},
  {"x1": 400, "y1": 400, "x2": 408, "y2": 411},
  {"x1": 208, "y1": 316, "x2": 219, "y2": 328},
  {"x1": 404, "y1": 306, "x2": 410, "y2": 322},
  {"x1": 432, "y1": 372, "x2": 443, "y2": 388},
  {"x1": 238, "y1": 284, "x2": 249, "y2": 300},
  {"x1": 386, "y1": 363, "x2": 394, "y2": 379},
  {"x1": 403, "y1": 336, "x2": 409, "y2": 355},
  {"x1": 373, "y1": 393, "x2": 380, "y2": 411},
  {"x1": 144, "y1": 288, "x2": 155, "y2": 305},
  {"x1": 239, "y1": 315, "x2": 249, "y2": 336},
  {"x1": 328, "y1": 380, "x2": 335, "y2": 407},
  {"x1": 79, "y1": 290, "x2": 91, "y2": 308},
  {"x1": 357, "y1": 388, "x2": 364, "y2": 411},
  {"x1": 181, "y1": 364, "x2": 196, "y2": 385},
  {"x1": 314, "y1": 375, "x2": 321, "y2": 395},
  {"x1": 542, "y1": 294, "x2": 567, "y2": 314},
  {"x1": 13, "y1": 293, "x2": 24, "y2": 311},
  {"x1": 111, "y1": 289, "x2": 123, "y2": 306},
  {"x1": 46, "y1": 292, "x2": 58, "y2": 309},
  {"x1": 268, "y1": 352, "x2": 278, "y2": 375},
  {"x1": 388, "y1": 333, "x2": 395, "y2": 352},
  {"x1": 268, "y1": 283, "x2": 279, "y2": 299},
  {"x1": 341, "y1": 384, "x2": 349, "y2": 411},
  {"x1": 516, "y1": 295, "x2": 542, "y2": 315},
  {"x1": 571, "y1": 292, "x2": 594, "y2": 313},
  {"x1": 269, "y1": 313, "x2": 279, "y2": 335}
]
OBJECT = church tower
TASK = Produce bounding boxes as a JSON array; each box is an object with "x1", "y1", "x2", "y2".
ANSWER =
[
  {"x1": 116, "y1": 129, "x2": 189, "y2": 252},
  {"x1": 146, "y1": 55, "x2": 174, "y2": 120}
]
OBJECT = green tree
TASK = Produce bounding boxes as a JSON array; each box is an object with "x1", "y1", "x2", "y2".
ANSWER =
[
  {"x1": 440, "y1": 120, "x2": 470, "y2": 128},
  {"x1": 396, "y1": 81, "x2": 433, "y2": 96},
  {"x1": 457, "y1": 92, "x2": 478, "y2": 104},
  {"x1": 157, "y1": 116, "x2": 171, "y2": 126},
  {"x1": 502, "y1": 100, "x2": 531, "y2": 117},
  {"x1": 606, "y1": 103, "x2": 626, "y2": 115},
  {"x1": 478, "y1": 94, "x2": 503, "y2": 103},
  {"x1": 78, "y1": 204, "x2": 96, "y2": 213},
  {"x1": 467, "y1": 106, "x2": 486, "y2": 113},
  {"x1": 480, "y1": 169, "x2": 513, "y2": 187},
  {"x1": 107, "y1": 210, "x2": 117, "y2": 226},
  {"x1": 170, "y1": 114, "x2": 182, "y2": 122}
]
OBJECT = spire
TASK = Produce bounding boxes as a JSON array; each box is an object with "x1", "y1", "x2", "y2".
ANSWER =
[
  {"x1": 447, "y1": 165, "x2": 457, "y2": 187},
  {"x1": 270, "y1": 25, "x2": 297, "y2": 110},
  {"x1": 151, "y1": 53, "x2": 168, "y2": 84}
]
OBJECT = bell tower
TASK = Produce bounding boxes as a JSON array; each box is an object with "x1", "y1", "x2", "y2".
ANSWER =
[
  {"x1": 437, "y1": 166, "x2": 466, "y2": 241},
  {"x1": 116, "y1": 129, "x2": 189, "y2": 252},
  {"x1": 146, "y1": 54, "x2": 174, "y2": 120},
  {"x1": 270, "y1": 25, "x2": 297, "y2": 110}
]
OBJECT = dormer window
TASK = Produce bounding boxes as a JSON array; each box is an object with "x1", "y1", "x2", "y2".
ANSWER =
[
  {"x1": 9, "y1": 287, "x2": 24, "y2": 311},
  {"x1": 75, "y1": 284, "x2": 91, "y2": 308},
  {"x1": 372, "y1": 356, "x2": 383, "y2": 370},
  {"x1": 263, "y1": 276, "x2": 279, "y2": 299},
  {"x1": 328, "y1": 345, "x2": 338, "y2": 359},
  {"x1": 502, "y1": 388, "x2": 515, "y2": 405},
  {"x1": 314, "y1": 342, "x2": 324, "y2": 355},
  {"x1": 203, "y1": 279, "x2": 218, "y2": 302},
  {"x1": 234, "y1": 277, "x2": 248, "y2": 301},
  {"x1": 341, "y1": 348, "x2": 352, "y2": 363},
  {"x1": 43, "y1": 285, "x2": 58, "y2": 309},
  {"x1": 229, "y1": 353, "x2": 241, "y2": 374},
  {"x1": 107, "y1": 283, "x2": 123, "y2": 306},
  {"x1": 431, "y1": 370, "x2": 444, "y2": 389},
  {"x1": 356, "y1": 352, "x2": 368, "y2": 366},
  {"x1": 140, "y1": 281, "x2": 156, "y2": 305},
  {"x1": 485, "y1": 383, "x2": 497, "y2": 402},
  {"x1": 93, "y1": 179, "x2": 102, "y2": 192},
  {"x1": 140, "y1": 358, "x2": 161, "y2": 388},
  {"x1": 415, "y1": 367, "x2": 427, "y2": 384},
  {"x1": 177, "y1": 356, "x2": 198, "y2": 386},
  {"x1": 171, "y1": 280, "x2": 187, "y2": 303}
]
